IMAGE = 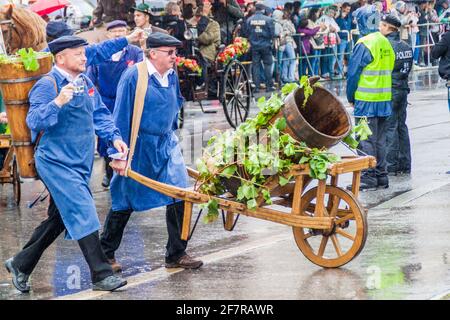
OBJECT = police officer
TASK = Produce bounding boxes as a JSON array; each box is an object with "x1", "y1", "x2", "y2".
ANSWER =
[
  {"x1": 87, "y1": 20, "x2": 143, "y2": 188},
  {"x1": 383, "y1": 14, "x2": 413, "y2": 176},
  {"x1": 244, "y1": 3, "x2": 275, "y2": 93},
  {"x1": 4, "y1": 36, "x2": 129, "y2": 293},
  {"x1": 346, "y1": 15, "x2": 395, "y2": 191}
]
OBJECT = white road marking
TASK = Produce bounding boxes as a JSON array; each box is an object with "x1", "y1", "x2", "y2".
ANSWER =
[{"x1": 54, "y1": 233, "x2": 291, "y2": 300}]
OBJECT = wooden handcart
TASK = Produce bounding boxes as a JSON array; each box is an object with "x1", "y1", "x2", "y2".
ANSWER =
[
  {"x1": 127, "y1": 154, "x2": 376, "y2": 268},
  {"x1": 128, "y1": 67, "x2": 375, "y2": 268},
  {"x1": 0, "y1": 134, "x2": 21, "y2": 205}
]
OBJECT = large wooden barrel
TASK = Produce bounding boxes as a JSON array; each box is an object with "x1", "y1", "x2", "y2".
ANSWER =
[
  {"x1": 0, "y1": 54, "x2": 53, "y2": 179},
  {"x1": 273, "y1": 78, "x2": 351, "y2": 149}
]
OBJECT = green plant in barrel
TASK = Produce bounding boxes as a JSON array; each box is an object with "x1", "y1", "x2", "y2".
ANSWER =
[
  {"x1": 0, "y1": 48, "x2": 51, "y2": 71},
  {"x1": 196, "y1": 78, "x2": 352, "y2": 223}
]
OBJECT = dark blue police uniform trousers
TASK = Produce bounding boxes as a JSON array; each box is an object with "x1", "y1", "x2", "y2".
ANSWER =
[
  {"x1": 357, "y1": 116, "x2": 388, "y2": 184},
  {"x1": 100, "y1": 201, "x2": 187, "y2": 263},
  {"x1": 386, "y1": 90, "x2": 411, "y2": 173},
  {"x1": 252, "y1": 46, "x2": 274, "y2": 89}
]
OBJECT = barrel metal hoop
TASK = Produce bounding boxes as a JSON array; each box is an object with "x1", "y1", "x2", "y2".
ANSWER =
[
  {"x1": 282, "y1": 103, "x2": 301, "y2": 138},
  {"x1": 0, "y1": 75, "x2": 44, "y2": 84},
  {"x1": 4, "y1": 99, "x2": 29, "y2": 105},
  {"x1": 12, "y1": 141, "x2": 33, "y2": 147}
]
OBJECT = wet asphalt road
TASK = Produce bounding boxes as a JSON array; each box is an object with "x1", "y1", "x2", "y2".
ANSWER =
[{"x1": 0, "y1": 69, "x2": 449, "y2": 300}]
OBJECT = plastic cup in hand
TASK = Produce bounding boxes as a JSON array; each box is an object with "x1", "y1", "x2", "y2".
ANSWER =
[{"x1": 72, "y1": 76, "x2": 85, "y2": 96}]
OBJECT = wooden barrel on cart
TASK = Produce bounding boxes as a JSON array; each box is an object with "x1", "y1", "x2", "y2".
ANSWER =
[
  {"x1": 0, "y1": 54, "x2": 53, "y2": 179},
  {"x1": 273, "y1": 77, "x2": 351, "y2": 149}
]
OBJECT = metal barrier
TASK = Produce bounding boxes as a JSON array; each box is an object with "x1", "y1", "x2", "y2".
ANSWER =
[
  {"x1": 272, "y1": 21, "x2": 450, "y2": 83},
  {"x1": 412, "y1": 22, "x2": 449, "y2": 67},
  {"x1": 274, "y1": 30, "x2": 353, "y2": 81}
]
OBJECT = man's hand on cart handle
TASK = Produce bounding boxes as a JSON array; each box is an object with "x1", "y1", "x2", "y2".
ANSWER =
[
  {"x1": 110, "y1": 139, "x2": 129, "y2": 176},
  {"x1": 110, "y1": 159, "x2": 127, "y2": 176}
]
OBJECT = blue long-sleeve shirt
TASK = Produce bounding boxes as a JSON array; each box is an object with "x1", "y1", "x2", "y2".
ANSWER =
[
  {"x1": 346, "y1": 43, "x2": 391, "y2": 117},
  {"x1": 42, "y1": 37, "x2": 130, "y2": 67}
]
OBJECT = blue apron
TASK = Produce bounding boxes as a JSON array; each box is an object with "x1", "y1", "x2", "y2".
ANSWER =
[
  {"x1": 86, "y1": 45, "x2": 143, "y2": 157},
  {"x1": 29, "y1": 69, "x2": 121, "y2": 240},
  {"x1": 110, "y1": 67, "x2": 188, "y2": 212}
]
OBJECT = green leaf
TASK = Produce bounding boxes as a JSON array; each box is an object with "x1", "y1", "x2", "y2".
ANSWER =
[
  {"x1": 196, "y1": 159, "x2": 209, "y2": 176},
  {"x1": 274, "y1": 117, "x2": 287, "y2": 131},
  {"x1": 281, "y1": 82, "x2": 299, "y2": 96},
  {"x1": 284, "y1": 143, "x2": 296, "y2": 157},
  {"x1": 262, "y1": 189, "x2": 272, "y2": 205},
  {"x1": 200, "y1": 199, "x2": 219, "y2": 224},
  {"x1": 247, "y1": 199, "x2": 257, "y2": 210},
  {"x1": 343, "y1": 134, "x2": 359, "y2": 149},
  {"x1": 355, "y1": 117, "x2": 373, "y2": 141},
  {"x1": 279, "y1": 175, "x2": 291, "y2": 186},
  {"x1": 17, "y1": 48, "x2": 40, "y2": 72},
  {"x1": 299, "y1": 156, "x2": 310, "y2": 164},
  {"x1": 220, "y1": 165, "x2": 237, "y2": 178}
]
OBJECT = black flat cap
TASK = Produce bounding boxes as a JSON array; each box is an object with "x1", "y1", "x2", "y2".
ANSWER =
[
  {"x1": 107, "y1": 20, "x2": 128, "y2": 31},
  {"x1": 46, "y1": 21, "x2": 74, "y2": 39},
  {"x1": 48, "y1": 35, "x2": 88, "y2": 55},
  {"x1": 381, "y1": 14, "x2": 401, "y2": 28},
  {"x1": 146, "y1": 32, "x2": 182, "y2": 49}
]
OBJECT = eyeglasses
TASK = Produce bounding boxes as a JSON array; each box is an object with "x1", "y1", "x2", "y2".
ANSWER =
[{"x1": 155, "y1": 49, "x2": 178, "y2": 56}]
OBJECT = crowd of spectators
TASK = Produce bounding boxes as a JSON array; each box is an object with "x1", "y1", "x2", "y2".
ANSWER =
[{"x1": 7, "y1": 0, "x2": 450, "y2": 87}]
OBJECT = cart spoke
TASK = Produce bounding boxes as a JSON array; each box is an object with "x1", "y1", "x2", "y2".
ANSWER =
[
  {"x1": 234, "y1": 66, "x2": 243, "y2": 89},
  {"x1": 236, "y1": 98, "x2": 248, "y2": 113},
  {"x1": 236, "y1": 100, "x2": 244, "y2": 122},
  {"x1": 226, "y1": 78, "x2": 234, "y2": 91},
  {"x1": 234, "y1": 99, "x2": 238, "y2": 125},
  {"x1": 329, "y1": 198, "x2": 341, "y2": 218},
  {"x1": 335, "y1": 213, "x2": 354, "y2": 225},
  {"x1": 317, "y1": 236, "x2": 329, "y2": 257},
  {"x1": 303, "y1": 232, "x2": 314, "y2": 240},
  {"x1": 335, "y1": 228, "x2": 355, "y2": 241},
  {"x1": 330, "y1": 234, "x2": 343, "y2": 257}
]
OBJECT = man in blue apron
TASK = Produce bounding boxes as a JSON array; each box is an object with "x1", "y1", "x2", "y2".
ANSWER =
[
  {"x1": 4, "y1": 36, "x2": 129, "y2": 293},
  {"x1": 87, "y1": 20, "x2": 143, "y2": 189},
  {"x1": 100, "y1": 33, "x2": 203, "y2": 273}
]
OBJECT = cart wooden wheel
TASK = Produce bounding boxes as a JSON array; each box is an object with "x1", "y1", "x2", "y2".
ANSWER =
[
  {"x1": 221, "y1": 59, "x2": 251, "y2": 128},
  {"x1": 12, "y1": 156, "x2": 21, "y2": 205},
  {"x1": 293, "y1": 185, "x2": 367, "y2": 268}
]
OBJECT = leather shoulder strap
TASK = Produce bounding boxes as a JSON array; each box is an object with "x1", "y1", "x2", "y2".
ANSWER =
[
  {"x1": 34, "y1": 75, "x2": 58, "y2": 148},
  {"x1": 43, "y1": 75, "x2": 58, "y2": 94},
  {"x1": 126, "y1": 61, "x2": 149, "y2": 176}
]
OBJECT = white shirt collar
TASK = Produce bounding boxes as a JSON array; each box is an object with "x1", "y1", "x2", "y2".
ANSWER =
[
  {"x1": 54, "y1": 66, "x2": 80, "y2": 82},
  {"x1": 145, "y1": 58, "x2": 174, "y2": 87}
]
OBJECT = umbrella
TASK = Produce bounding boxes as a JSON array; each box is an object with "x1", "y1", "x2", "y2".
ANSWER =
[
  {"x1": 302, "y1": 0, "x2": 336, "y2": 8},
  {"x1": 30, "y1": 0, "x2": 71, "y2": 16}
]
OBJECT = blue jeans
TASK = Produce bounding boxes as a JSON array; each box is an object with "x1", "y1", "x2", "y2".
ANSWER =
[
  {"x1": 281, "y1": 43, "x2": 296, "y2": 83},
  {"x1": 337, "y1": 39, "x2": 348, "y2": 75},
  {"x1": 310, "y1": 49, "x2": 321, "y2": 76}
]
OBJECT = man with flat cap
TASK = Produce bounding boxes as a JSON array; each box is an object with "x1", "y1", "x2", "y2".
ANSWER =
[
  {"x1": 346, "y1": 13, "x2": 396, "y2": 191},
  {"x1": 87, "y1": 20, "x2": 143, "y2": 189},
  {"x1": 4, "y1": 36, "x2": 129, "y2": 293},
  {"x1": 100, "y1": 32, "x2": 203, "y2": 273},
  {"x1": 381, "y1": 14, "x2": 413, "y2": 177},
  {"x1": 46, "y1": 21, "x2": 74, "y2": 42},
  {"x1": 131, "y1": 3, "x2": 167, "y2": 49}
]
